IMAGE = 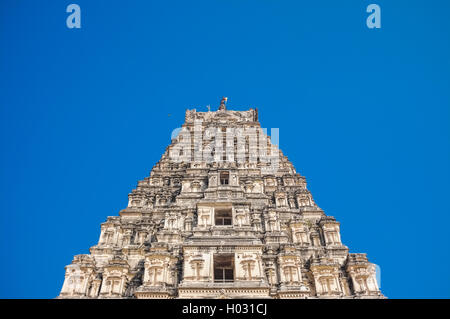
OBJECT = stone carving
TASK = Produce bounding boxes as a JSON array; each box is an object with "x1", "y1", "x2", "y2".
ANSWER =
[
  {"x1": 265, "y1": 211, "x2": 280, "y2": 232},
  {"x1": 197, "y1": 207, "x2": 212, "y2": 228},
  {"x1": 310, "y1": 257, "x2": 342, "y2": 297},
  {"x1": 100, "y1": 256, "x2": 131, "y2": 297},
  {"x1": 59, "y1": 102, "x2": 384, "y2": 299}
]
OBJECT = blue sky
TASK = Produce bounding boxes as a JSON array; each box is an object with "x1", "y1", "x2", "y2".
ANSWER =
[{"x1": 1, "y1": 0, "x2": 449, "y2": 298}]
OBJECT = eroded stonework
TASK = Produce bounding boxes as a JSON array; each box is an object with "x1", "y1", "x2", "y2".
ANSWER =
[{"x1": 59, "y1": 101, "x2": 384, "y2": 299}]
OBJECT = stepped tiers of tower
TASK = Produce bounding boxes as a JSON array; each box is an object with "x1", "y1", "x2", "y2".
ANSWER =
[{"x1": 59, "y1": 103, "x2": 384, "y2": 299}]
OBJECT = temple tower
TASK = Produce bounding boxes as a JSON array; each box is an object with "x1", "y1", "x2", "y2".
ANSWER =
[{"x1": 59, "y1": 99, "x2": 384, "y2": 299}]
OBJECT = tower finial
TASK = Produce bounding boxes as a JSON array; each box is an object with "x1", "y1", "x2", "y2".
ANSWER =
[{"x1": 219, "y1": 97, "x2": 228, "y2": 110}]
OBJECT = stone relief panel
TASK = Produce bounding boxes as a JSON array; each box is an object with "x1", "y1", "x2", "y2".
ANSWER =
[
  {"x1": 197, "y1": 206, "x2": 213, "y2": 228},
  {"x1": 181, "y1": 179, "x2": 206, "y2": 193},
  {"x1": 296, "y1": 191, "x2": 315, "y2": 208},
  {"x1": 320, "y1": 219, "x2": 342, "y2": 246},
  {"x1": 182, "y1": 251, "x2": 211, "y2": 282},
  {"x1": 311, "y1": 258, "x2": 342, "y2": 297},
  {"x1": 143, "y1": 252, "x2": 177, "y2": 287},
  {"x1": 98, "y1": 224, "x2": 121, "y2": 246},
  {"x1": 275, "y1": 191, "x2": 288, "y2": 208},
  {"x1": 265, "y1": 211, "x2": 280, "y2": 232},
  {"x1": 233, "y1": 206, "x2": 251, "y2": 227},
  {"x1": 60, "y1": 263, "x2": 93, "y2": 297},
  {"x1": 290, "y1": 221, "x2": 310, "y2": 246},
  {"x1": 346, "y1": 254, "x2": 380, "y2": 296},
  {"x1": 163, "y1": 212, "x2": 184, "y2": 231},
  {"x1": 235, "y1": 251, "x2": 265, "y2": 281},
  {"x1": 263, "y1": 260, "x2": 278, "y2": 286},
  {"x1": 278, "y1": 250, "x2": 303, "y2": 286},
  {"x1": 100, "y1": 262, "x2": 131, "y2": 297}
]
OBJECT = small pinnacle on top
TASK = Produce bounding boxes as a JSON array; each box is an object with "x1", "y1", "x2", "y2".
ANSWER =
[{"x1": 219, "y1": 97, "x2": 228, "y2": 110}]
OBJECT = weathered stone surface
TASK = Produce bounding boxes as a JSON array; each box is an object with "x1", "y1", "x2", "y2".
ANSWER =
[{"x1": 58, "y1": 100, "x2": 384, "y2": 299}]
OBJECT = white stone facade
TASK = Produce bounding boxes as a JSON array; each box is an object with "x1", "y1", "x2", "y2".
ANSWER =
[{"x1": 58, "y1": 100, "x2": 384, "y2": 299}]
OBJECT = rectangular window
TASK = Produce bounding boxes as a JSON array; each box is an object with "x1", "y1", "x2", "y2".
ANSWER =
[
  {"x1": 215, "y1": 209, "x2": 232, "y2": 226},
  {"x1": 220, "y1": 171, "x2": 229, "y2": 185},
  {"x1": 214, "y1": 254, "x2": 234, "y2": 282}
]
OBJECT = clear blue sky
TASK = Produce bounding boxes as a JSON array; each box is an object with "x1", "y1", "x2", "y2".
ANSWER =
[{"x1": 1, "y1": 0, "x2": 449, "y2": 299}]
